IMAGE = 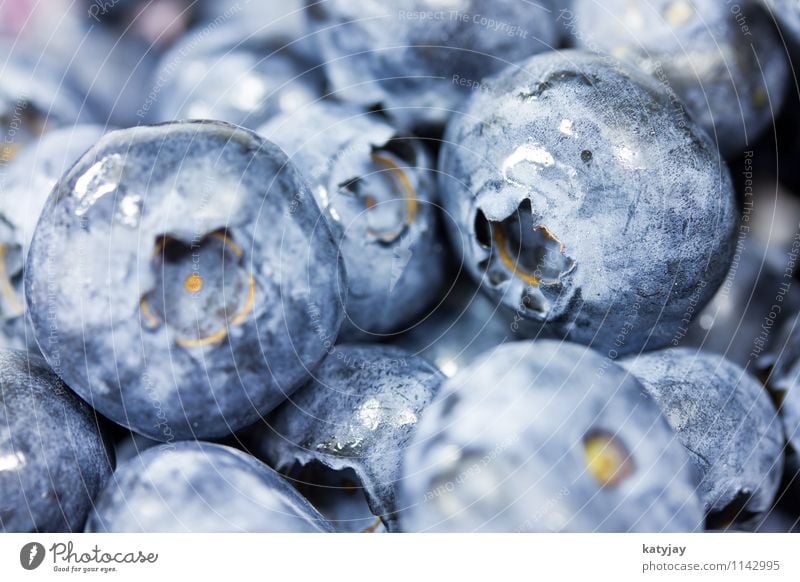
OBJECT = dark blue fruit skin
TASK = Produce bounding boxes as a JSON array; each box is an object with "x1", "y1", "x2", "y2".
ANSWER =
[
  {"x1": 86, "y1": 441, "x2": 333, "y2": 532},
  {"x1": 25, "y1": 121, "x2": 345, "y2": 441},
  {"x1": 439, "y1": 50, "x2": 738, "y2": 355},
  {"x1": 622, "y1": 348, "x2": 784, "y2": 519},
  {"x1": 306, "y1": 0, "x2": 561, "y2": 129},
  {"x1": 261, "y1": 101, "x2": 447, "y2": 339},
  {"x1": 569, "y1": 0, "x2": 789, "y2": 157},
  {"x1": 0, "y1": 350, "x2": 114, "y2": 532},
  {"x1": 398, "y1": 340, "x2": 704, "y2": 532},
  {"x1": 252, "y1": 344, "x2": 443, "y2": 532},
  {"x1": 152, "y1": 22, "x2": 324, "y2": 130},
  {"x1": 0, "y1": 125, "x2": 108, "y2": 351}
]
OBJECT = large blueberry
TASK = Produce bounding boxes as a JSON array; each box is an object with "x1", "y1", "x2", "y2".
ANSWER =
[
  {"x1": 250, "y1": 344, "x2": 443, "y2": 531},
  {"x1": 622, "y1": 348, "x2": 784, "y2": 524},
  {"x1": 307, "y1": 0, "x2": 561, "y2": 129},
  {"x1": 398, "y1": 340, "x2": 704, "y2": 532},
  {"x1": 568, "y1": 0, "x2": 789, "y2": 157},
  {"x1": 86, "y1": 441, "x2": 332, "y2": 532},
  {"x1": 439, "y1": 51, "x2": 738, "y2": 354},
  {"x1": 25, "y1": 121, "x2": 345, "y2": 440},
  {"x1": 0, "y1": 350, "x2": 114, "y2": 532},
  {"x1": 261, "y1": 102, "x2": 447, "y2": 339},
  {"x1": 151, "y1": 22, "x2": 324, "y2": 130},
  {"x1": 0, "y1": 125, "x2": 107, "y2": 350}
]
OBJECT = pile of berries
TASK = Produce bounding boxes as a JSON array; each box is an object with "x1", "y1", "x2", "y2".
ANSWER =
[{"x1": 1, "y1": 0, "x2": 799, "y2": 532}]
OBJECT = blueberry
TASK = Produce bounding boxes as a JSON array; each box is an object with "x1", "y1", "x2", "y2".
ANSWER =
[
  {"x1": 86, "y1": 441, "x2": 333, "y2": 532},
  {"x1": 261, "y1": 102, "x2": 447, "y2": 339},
  {"x1": 307, "y1": 0, "x2": 561, "y2": 129},
  {"x1": 249, "y1": 344, "x2": 443, "y2": 532},
  {"x1": 25, "y1": 121, "x2": 345, "y2": 440},
  {"x1": 152, "y1": 23, "x2": 324, "y2": 130},
  {"x1": 621, "y1": 348, "x2": 784, "y2": 525},
  {"x1": 761, "y1": 314, "x2": 800, "y2": 472},
  {"x1": 439, "y1": 50, "x2": 738, "y2": 354},
  {"x1": 568, "y1": 0, "x2": 789, "y2": 157},
  {"x1": 0, "y1": 125, "x2": 107, "y2": 350},
  {"x1": 398, "y1": 340, "x2": 704, "y2": 532},
  {"x1": 0, "y1": 350, "x2": 114, "y2": 532}
]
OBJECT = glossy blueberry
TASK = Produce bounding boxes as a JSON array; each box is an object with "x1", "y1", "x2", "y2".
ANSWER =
[
  {"x1": 86, "y1": 441, "x2": 333, "y2": 532},
  {"x1": 0, "y1": 42, "x2": 89, "y2": 164},
  {"x1": 250, "y1": 345, "x2": 443, "y2": 532},
  {"x1": 307, "y1": 0, "x2": 561, "y2": 129},
  {"x1": 261, "y1": 102, "x2": 447, "y2": 338},
  {"x1": 0, "y1": 125, "x2": 107, "y2": 350},
  {"x1": 569, "y1": 0, "x2": 789, "y2": 157},
  {"x1": 398, "y1": 340, "x2": 704, "y2": 532},
  {"x1": 439, "y1": 51, "x2": 738, "y2": 354},
  {"x1": 761, "y1": 314, "x2": 800, "y2": 471},
  {"x1": 0, "y1": 350, "x2": 114, "y2": 532},
  {"x1": 151, "y1": 23, "x2": 324, "y2": 130},
  {"x1": 622, "y1": 348, "x2": 783, "y2": 523},
  {"x1": 25, "y1": 121, "x2": 345, "y2": 440}
]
